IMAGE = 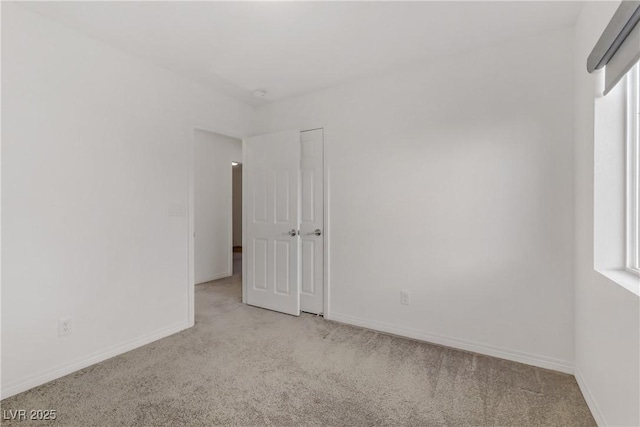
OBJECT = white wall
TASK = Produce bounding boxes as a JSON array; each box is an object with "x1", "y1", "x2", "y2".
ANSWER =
[
  {"x1": 1, "y1": 3, "x2": 252, "y2": 398},
  {"x1": 232, "y1": 165, "x2": 243, "y2": 248},
  {"x1": 6, "y1": 5, "x2": 637, "y2": 424},
  {"x1": 573, "y1": 2, "x2": 640, "y2": 426},
  {"x1": 194, "y1": 130, "x2": 241, "y2": 284},
  {"x1": 252, "y1": 28, "x2": 576, "y2": 372}
]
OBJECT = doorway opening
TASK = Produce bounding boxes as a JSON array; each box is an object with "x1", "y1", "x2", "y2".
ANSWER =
[{"x1": 193, "y1": 129, "x2": 242, "y2": 284}]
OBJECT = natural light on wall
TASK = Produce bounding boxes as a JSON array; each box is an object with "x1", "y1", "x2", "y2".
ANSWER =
[{"x1": 590, "y1": 2, "x2": 640, "y2": 294}]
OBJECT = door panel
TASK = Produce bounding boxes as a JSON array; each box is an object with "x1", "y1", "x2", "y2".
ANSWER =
[
  {"x1": 244, "y1": 130, "x2": 300, "y2": 316},
  {"x1": 301, "y1": 240, "x2": 315, "y2": 294},
  {"x1": 253, "y1": 239, "x2": 268, "y2": 290},
  {"x1": 253, "y1": 172, "x2": 268, "y2": 222},
  {"x1": 275, "y1": 170, "x2": 291, "y2": 223},
  {"x1": 301, "y1": 169, "x2": 315, "y2": 223},
  {"x1": 274, "y1": 240, "x2": 291, "y2": 294},
  {"x1": 300, "y1": 129, "x2": 324, "y2": 314}
]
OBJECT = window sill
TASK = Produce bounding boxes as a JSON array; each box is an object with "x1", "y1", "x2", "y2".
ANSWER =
[{"x1": 596, "y1": 268, "x2": 640, "y2": 297}]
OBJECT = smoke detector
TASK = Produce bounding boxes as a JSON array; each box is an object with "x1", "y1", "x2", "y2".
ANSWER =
[{"x1": 252, "y1": 89, "x2": 267, "y2": 98}]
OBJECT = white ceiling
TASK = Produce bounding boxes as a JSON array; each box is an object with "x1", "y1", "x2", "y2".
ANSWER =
[{"x1": 19, "y1": 1, "x2": 584, "y2": 106}]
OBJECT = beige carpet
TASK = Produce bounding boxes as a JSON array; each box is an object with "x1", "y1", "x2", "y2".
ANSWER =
[{"x1": 1, "y1": 275, "x2": 595, "y2": 426}]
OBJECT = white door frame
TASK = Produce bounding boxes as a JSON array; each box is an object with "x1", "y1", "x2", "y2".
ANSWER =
[
  {"x1": 241, "y1": 127, "x2": 331, "y2": 319},
  {"x1": 187, "y1": 123, "x2": 245, "y2": 327}
]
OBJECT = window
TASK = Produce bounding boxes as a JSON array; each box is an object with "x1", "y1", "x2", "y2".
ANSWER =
[
  {"x1": 588, "y1": 0, "x2": 640, "y2": 295},
  {"x1": 593, "y1": 62, "x2": 640, "y2": 294},
  {"x1": 627, "y1": 64, "x2": 640, "y2": 274}
]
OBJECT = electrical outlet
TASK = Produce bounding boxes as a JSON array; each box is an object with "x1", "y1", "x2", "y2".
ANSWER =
[
  {"x1": 401, "y1": 290, "x2": 410, "y2": 305},
  {"x1": 58, "y1": 317, "x2": 72, "y2": 336}
]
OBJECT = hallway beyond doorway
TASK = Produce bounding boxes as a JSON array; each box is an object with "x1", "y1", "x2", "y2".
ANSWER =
[{"x1": 232, "y1": 248, "x2": 242, "y2": 276}]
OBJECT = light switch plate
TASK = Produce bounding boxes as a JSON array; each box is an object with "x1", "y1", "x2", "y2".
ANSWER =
[{"x1": 168, "y1": 203, "x2": 186, "y2": 217}]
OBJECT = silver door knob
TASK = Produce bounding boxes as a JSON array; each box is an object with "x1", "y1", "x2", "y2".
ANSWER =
[
  {"x1": 287, "y1": 229, "x2": 298, "y2": 237},
  {"x1": 307, "y1": 229, "x2": 322, "y2": 236}
]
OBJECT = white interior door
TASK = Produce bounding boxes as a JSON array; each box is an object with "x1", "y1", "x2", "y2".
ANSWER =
[
  {"x1": 244, "y1": 130, "x2": 300, "y2": 316},
  {"x1": 300, "y1": 129, "x2": 324, "y2": 314}
]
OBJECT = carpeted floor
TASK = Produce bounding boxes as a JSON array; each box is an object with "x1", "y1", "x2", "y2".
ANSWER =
[{"x1": 1, "y1": 274, "x2": 595, "y2": 426}]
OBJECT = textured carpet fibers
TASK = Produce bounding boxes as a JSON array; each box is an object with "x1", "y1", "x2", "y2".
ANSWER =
[{"x1": 1, "y1": 275, "x2": 595, "y2": 426}]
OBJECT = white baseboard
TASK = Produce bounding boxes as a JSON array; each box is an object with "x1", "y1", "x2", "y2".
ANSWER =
[
  {"x1": 327, "y1": 312, "x2": 574, "y2": 374},
  {"x1": 574, "y1": 368, "x2": 606, "y2": 427},
  {"x1": 195, "y1": 271, "x2": 231, "y2": 285},
  {"x1": 1, "y1": 321, "x2": 191, "y2": 400}
]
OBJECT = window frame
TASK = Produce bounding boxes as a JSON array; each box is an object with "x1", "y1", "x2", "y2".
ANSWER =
[{"x1": 626, "y1": 64, "x2": 640, "y2": 275}]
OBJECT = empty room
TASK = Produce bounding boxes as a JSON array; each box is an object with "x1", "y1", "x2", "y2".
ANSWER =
[{"x1": 1, "y1": 1, "x2": 639, "y2": 426}]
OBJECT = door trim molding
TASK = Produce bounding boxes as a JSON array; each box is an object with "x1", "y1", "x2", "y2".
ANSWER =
[
  {"x1": 241, "y1": 138, "x2": 247, "y2": 304},
  {"x1": 321, "y1": 129, "x2": 330, "y2": 318}
]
